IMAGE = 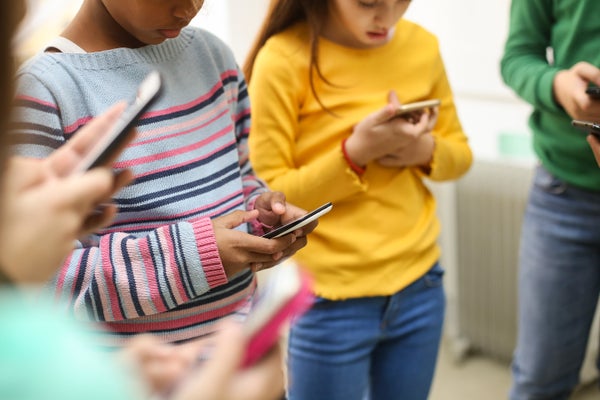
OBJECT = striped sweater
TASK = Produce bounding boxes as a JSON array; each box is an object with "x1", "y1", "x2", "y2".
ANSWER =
[{"x1": 9, "y1": 27, "x2": 267, "y2": 346}]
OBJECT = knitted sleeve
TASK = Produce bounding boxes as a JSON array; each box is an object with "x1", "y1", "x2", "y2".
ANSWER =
[
  {"x1": 10, "y1": 72, "x2": 228, "y2": 322},
  {"x1": 500, "y1": 0, "x2": 560, "y2": 113},
  {"x1": 231, "y1": 65, "x2": 270, "y2": 232}
]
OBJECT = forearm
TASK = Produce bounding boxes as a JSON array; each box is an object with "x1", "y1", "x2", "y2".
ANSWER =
[
  {"x1": 58, "y1": 218, "x2": 226, "y2": 322},
  {"x1": 427, "y1": 136, "x2": 472, "y2": 182},
  {"x1": 255, "y1": 144, "x2": 367, "y2": 209}
]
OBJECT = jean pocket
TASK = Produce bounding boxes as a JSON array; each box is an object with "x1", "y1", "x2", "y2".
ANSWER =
[
  {"x1": 424, "y1": 262, "x2": 445, "y2": 288},
  {"x1": 533, "y1": 164, "x2": 567, "y2": 194}
]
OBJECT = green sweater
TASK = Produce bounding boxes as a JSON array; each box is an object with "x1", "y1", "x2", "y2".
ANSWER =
[
  {"x1": 500, "y1": 0, "x2": 600, "y2": 190},
  {"x1": 0, "y1": 289, "x2": 141, "y2": 400}
]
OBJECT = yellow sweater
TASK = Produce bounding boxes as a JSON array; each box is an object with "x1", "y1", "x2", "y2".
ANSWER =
[{"x1": 248, "y1": 20, "x2": 472, "y2": 299}]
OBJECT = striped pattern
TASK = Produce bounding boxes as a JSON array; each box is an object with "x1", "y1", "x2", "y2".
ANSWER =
[{"x1": 9, "y1": 27, "x2": 266, "y2": 346}]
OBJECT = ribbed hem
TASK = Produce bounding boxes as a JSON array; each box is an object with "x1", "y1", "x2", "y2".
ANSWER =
[
  {"x1": 538, "y1": 67, "x2": 562, "y2": 112},
  {"x1": 37, "y1": 28, "x2": 197, "y2": 72},
  {"x1": 190, "y1": 217, "x2": 228, "y2": 288}
]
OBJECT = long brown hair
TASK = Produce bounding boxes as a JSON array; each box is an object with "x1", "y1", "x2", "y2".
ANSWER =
[
  {"x1": 243, "y1": 0, "x2": 334, "y2": 112},
  {"x1": 0, "y1": 0, "x2": 25, "y2": 170}
]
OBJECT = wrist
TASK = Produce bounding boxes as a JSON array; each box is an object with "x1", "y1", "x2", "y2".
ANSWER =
[{"x1": 341, "y1": 138, "x2": 366, "y2": 175}]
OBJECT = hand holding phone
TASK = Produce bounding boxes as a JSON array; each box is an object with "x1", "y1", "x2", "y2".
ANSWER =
[
  {"x1": 241, "y1": 262, "x2": 314, "y2": 367},
  {"x1": 262, "y1": 202, "x2": 333, "y2": 239},
  {"x1": 71, "y1": 70, "x2": 162, "y2": 174},
  {"x1": 572, "y1": 119, "x2": 600, "y2": 139}
]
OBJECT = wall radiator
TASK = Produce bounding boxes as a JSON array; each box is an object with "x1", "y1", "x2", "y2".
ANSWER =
[{"x1": 432, "y1": 159, "x2": 599, "y2": 383}]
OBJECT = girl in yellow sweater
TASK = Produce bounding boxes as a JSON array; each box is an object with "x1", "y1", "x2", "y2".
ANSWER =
[{"x1": 244, "y1": 1, "x2": 472, "y2": 399}]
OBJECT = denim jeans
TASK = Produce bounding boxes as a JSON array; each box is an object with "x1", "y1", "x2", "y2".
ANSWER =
[
  {"x1": 286, "y1": 262, "x2": 445, "y2": 400},
  {"x1": 510, "y1": 165, "x2": 600, "y2": 400}
]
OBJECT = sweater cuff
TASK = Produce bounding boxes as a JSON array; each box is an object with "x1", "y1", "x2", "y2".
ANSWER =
[
  {"x1": 191, "y1": 217, "x2": 228, "y2": 289},
  {"x1": 538, "y1": 67, "x2": 563, "y2": 113}
]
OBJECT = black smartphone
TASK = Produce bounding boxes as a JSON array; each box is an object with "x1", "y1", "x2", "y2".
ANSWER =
[
  {"x1": 72, "y1": 70, "x2": 162, "y2": 173},
  {"x1": 262, "y1": 202, "x2": 333, "y2": 239},
  {"x1": 586, "y1": 85, "x2": 600, "y2": 99},
  {"x1": 572, "y1": 119, "x2": 600, "y2": 139}
]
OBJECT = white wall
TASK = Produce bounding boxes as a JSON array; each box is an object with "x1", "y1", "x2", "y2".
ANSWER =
[
  {"x1": 194, "y1": 0, "x2": 534, "y2": 163},
  {"x1": 192, "y1": 0, "x2": 270, "y2": 64},
  {"x1": 405, "y1": 0, "x2": 533, "y2": 162},
  {"x1": 16, "y1": 0, "x2": 534, "y2": 162}
]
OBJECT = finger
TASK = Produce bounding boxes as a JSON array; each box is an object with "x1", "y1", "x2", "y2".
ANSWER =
[
  {"x1": 268, "y1": 192, "x2": 286, "y2": 215},
  {"x1": 81, "y1": 203, "x2": 117, "y2": 234},
  {"x1": 574, "y1": 61, "x2": 600, "y2": 87},
  {"x1": 92, "y1": 169, "x2": 135, "y2": 208},
  {"x1": 216, "y1": 209, "x2": 261, "y2": 229},
  {"x1": 48, "y1": 102, "x2": 129, "y2": 176},
  {"x1": 112, "y1": 169, "x2": 135, "y2": 194},
  {"x1": 377, "y1": 157, "x2": 400, "y2": 168},
  {"x1": 587, "y1": 134, "x2": 600, "y2": 167},
  {"x1": 388, "y1": 90, "x2": 401, "y2": 107},
  {"x1": 73, "y1": 168, "x2": 116, "y2": 204},
  {"x1": 4, "y1": 157, "x2": 47, "y2": 190},
  {"x1": 411, "y1": 112, "x2": 432, "y2": 135}
]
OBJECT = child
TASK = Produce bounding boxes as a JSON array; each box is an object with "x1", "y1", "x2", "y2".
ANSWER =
[
  {"x1": 1, "y1": 103, "x2": 134, "y2": 283},
  {"x1": 501, "y1": 1, "x2": 600, "y2": 398},
  {"x1": 9, "y1": 0, "x2": 315, "y2": 347},
  {"x1": 244, "y1": 0, "x2": 473, "y2": 399}
]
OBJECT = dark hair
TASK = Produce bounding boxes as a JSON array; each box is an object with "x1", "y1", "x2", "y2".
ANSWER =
[
  {"x1": 0, "y1": 1, "x2": 24, "y2": 170},
  {"x1": 243, "y1": 0, "x2": 335, "y2": 112}
]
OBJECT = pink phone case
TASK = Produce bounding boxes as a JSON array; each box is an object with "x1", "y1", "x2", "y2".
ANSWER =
[{"x1": 241, "y1": 268, "x2": 314, "y2": 368}]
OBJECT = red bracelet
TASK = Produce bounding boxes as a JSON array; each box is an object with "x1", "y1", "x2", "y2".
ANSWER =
[{"x1": 341, "y1": 138, "x2": 366, "y2": 175}]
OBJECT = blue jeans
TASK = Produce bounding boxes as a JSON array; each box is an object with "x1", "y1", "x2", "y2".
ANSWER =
[
  {"x1": 510, "y1": 165, "x2": 600, "y2": 400},
  {"x1": 286, "y1": 262, "x2": 445, "y2": 400}
]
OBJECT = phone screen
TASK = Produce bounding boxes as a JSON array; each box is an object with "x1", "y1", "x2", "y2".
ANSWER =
[
  {"x1": 262, "y1": 202, "x2": 333, "y2": 239},
  {"x1": 72, "y1": 70, "x2": 162, "y2": 174}
]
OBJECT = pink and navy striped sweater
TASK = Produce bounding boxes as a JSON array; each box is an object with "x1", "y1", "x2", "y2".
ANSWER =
[{"x1": 9, "y1": 27, "x2": 267, "y2": 346}]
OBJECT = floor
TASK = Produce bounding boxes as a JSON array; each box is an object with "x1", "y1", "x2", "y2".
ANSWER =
[{"x1": 430, "y1": 339, "x2": 600, "y2": 400}]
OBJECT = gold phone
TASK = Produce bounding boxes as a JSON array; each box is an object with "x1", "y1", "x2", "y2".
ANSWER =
[{"x1": 393, "y1": 99, "x2": 441, "y2": 118}]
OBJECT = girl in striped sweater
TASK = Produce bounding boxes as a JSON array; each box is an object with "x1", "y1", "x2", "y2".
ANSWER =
[{"x1": 9, "y1": 0, "x2": 314, "y2": 348}]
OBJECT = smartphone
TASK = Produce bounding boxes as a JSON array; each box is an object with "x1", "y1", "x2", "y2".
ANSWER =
[
  {"x1": 393, "y1": 99, "x2": 441, "y2": 118},
  {"x1": 241, "y1": 262, "x2": 314, "y2": 367},
  {"x1": 572, "y1": 119, "x2": 600, "y2": 139},
  {"x1": 586, "y1": 85, "x2": 600, "y2": 99},
  {"x1": 261, "y1": 202, "x2": 333, "y2": 239},
  {"x1": 72, "y1": 70, "x2": 162, "y2": 174}
]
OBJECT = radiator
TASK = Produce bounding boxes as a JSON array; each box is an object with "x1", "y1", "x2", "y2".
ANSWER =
[
  {"x1": 433, "y1": 158, "x2": 599, "y2": 382},
  {"x1": 453, "y1": 159, "x2": 532, "y2": 362}
]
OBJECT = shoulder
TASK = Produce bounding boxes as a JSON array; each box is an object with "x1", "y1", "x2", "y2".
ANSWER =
[
  {"x1": 13, "y1": 53, "x2": 75, "y2": 101},
  {"x1": 253, "y1": 22, "x2": 311, "y2": 80},
  {"x1": 182, "y1": 26, "x2": 237, "y2": 62},
  {"x1": 16, "y1": 52, "x2": 62, "y2": 79},
  {"x1": 261, "y1": 22, "x2": 311, "y2": 60},
  {"x1": 396, "y1": 19, "x2": 439, "y2": 48}
]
